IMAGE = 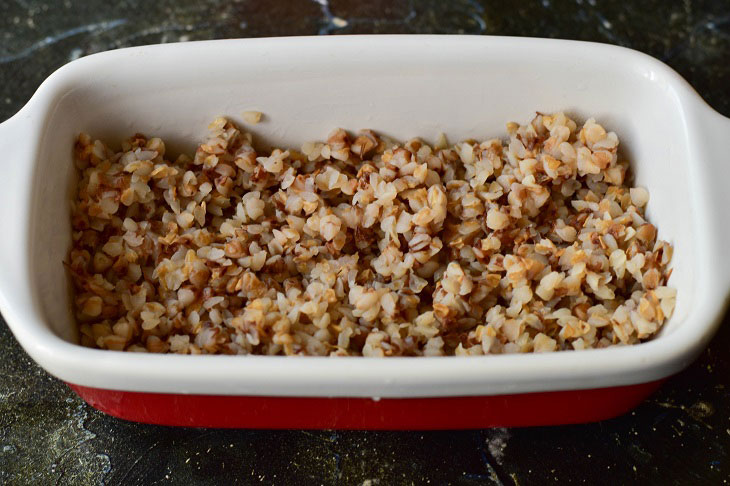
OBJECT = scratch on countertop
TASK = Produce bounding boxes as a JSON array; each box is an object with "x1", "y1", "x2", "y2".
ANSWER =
[
  {"x1": 485, "y1": 428, "x2": 510, "y2": 465},
  {"x1": 465, "y1": 0, "x2": 487, "y2": 32},
  {"x1": 0, "y1": 19, "x2": 127, "y2": 63},
  {"x1": 107, "y1": 22, "x2": 216, "y2": 48},
  {"x1": 312, "y1": 0, "x2": 349, "y2": 34}
]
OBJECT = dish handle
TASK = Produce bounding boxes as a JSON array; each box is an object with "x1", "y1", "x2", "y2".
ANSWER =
[{"x1": 0, "y1": 111, "x2": 33, "y2": 305}]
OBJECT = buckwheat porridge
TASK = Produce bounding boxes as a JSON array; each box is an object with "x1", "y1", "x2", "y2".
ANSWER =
[{"x1": 67, "y1": 112, "x2": 675, "y2": 356}]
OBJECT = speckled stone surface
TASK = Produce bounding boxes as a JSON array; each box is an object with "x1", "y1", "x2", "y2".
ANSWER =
[{"x1": 1, "y1": 1, "x2": 730, "y2": 484}]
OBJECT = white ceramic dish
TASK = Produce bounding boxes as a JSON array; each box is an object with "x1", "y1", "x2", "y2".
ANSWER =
[{"x1": 0, "y1": 35, "x2": 728, "y2": 427}]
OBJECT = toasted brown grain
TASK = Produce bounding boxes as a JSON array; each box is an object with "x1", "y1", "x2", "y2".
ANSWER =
[{"x1": 68, "y1": 113, "x2": 675, "y2": 356}]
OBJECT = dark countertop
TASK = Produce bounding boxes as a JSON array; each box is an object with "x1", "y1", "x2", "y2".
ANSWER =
[{"x1": 1, "y1": 1, "x2": 729, "y2": 484}]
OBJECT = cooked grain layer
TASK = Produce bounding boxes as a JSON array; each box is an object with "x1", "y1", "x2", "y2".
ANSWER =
[{"x1": 68, "y1": 113, "x2": 675, "y2": 356}]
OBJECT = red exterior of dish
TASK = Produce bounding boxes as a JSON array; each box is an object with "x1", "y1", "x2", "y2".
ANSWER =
[{"x1": 68, "y1": 381, "x2": 663, "y2": 429}]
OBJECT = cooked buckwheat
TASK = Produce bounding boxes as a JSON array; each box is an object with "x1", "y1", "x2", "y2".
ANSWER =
[{"x1": 68, "y1": 112, "x2": 675, "y2": 356}]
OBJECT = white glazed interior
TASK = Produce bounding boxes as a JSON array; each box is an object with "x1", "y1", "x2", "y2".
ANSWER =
[{"x1": 1, "y1": 36, "x2": 728, "y2": 397}]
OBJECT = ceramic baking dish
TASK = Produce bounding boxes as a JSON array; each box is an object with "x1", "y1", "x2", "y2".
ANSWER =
[{"x1": 1, "y1": 35, "x2": 728, "y2": 429}]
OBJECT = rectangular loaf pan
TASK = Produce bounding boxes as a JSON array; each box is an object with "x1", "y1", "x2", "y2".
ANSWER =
[{"x1": 1, "y1": 35, "x2": 728, "y2": 428}]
